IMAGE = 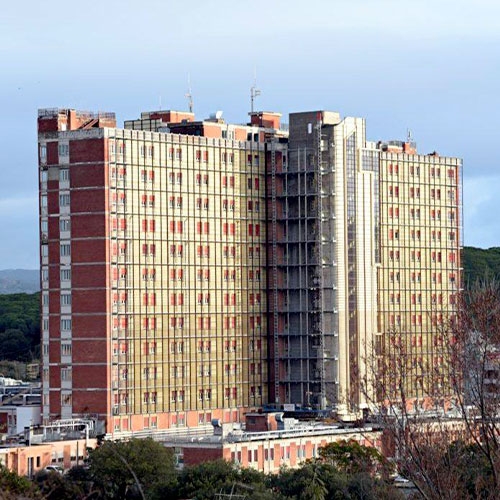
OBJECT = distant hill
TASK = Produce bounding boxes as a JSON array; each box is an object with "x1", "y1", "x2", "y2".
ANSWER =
[
  {"x1": 463, "y1": 247, "x2": 500, "y2": 286},
  {"x1": 0, "y1": 269, "x2": 39, "y2": 294}
]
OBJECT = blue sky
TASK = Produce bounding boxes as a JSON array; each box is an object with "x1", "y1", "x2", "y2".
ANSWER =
[{"x1": 1, "y1": 0, "x2": 499, "y2": 269}]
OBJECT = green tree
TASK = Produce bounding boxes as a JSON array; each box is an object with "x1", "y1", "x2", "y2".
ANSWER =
[
  {"x1": 463, "y1": 246, "x2": 500, "y2": 286},
  {"x1": 0, "y1": 329, "x2": 32, "y2": 361},
  {"x1": 175, "y1": 459, "x2": 238, "y2": 500},
  {"x1": 271, "y1": 462, "x2": 349, "y2": 500},
  {"x1": 34, "y1": 469, "x2": 86, "y2": 499},
  {"x1": 302, "y1": 463, "x2": 328, "y2": 500},
  {"x1": 318, "y1": 440, "x2": 391, "y2": 478},
  {"x1": 174, "y1": 459, "x2": 278, "y2": 500},
  {"x1": 0, "y1": 465, "x2": 39, "y2": 499},
  {"x1": 0, "y1": 292, "x2": 40, "y2": 362},
  {"x1": 87, "y1": 438, "x2": 177, "y2": 499}
]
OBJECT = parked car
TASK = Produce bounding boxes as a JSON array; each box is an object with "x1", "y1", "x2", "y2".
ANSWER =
[{"x1": 43, "y1": 465, "x2": 64, "y2": 475}]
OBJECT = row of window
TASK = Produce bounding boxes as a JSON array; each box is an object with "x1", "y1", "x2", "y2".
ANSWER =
[
  {"x1": 231, "y1": 443, "x2": 311, "y2": 465},
  {"x1": 111, "y1": 220, "x2": 263, "y2": 237},
  {"x1": 388, "y1": 228, "x2": 457, "y2": 242},
  {"x1": 386, "y1": 185, "x2": 457, "y2": 200},
  {"x1": 386, "y1": 164, "x2": 457, "y2": 180},
  {"x1": 106, "y1": 289, "x2": 262, "y2": 307},
  {"x1": 168, "y1": 362, "x2": 255, "y2": 380},
  {"x1": 96, "y1": 259, "x2": 263, "y2": 283},
  {"x1": 112, "y1": 144, "x2": 257, "y2": 166},
  {"x1": 388, "y1": 207, "x2": 455, "y2": 221},
  {"x1": 42, "y1": 343, "x2": 72, "y2": 357},
  {"x1": 387, "y1": 313, "x2": 446, "y2": 326},
  {"x1": 388, "y1": 292, "x2": 448, "y2": 305},
  {"x1": 110, "y1": 315, "x2": 263, "y2": 332},
  {"x1": 388, "y1": 271, "x2": 457, "y2": 283},
  {"x1": 36, "y1": 143, "x2": 68, "y2": 161}
]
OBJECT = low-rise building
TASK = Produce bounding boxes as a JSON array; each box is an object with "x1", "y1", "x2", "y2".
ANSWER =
[
  {"x1": 0, "y1": 438, "x2": 96, "y2": 477},
  {"x1": 165, "y1": 412, "x2": 383, "y2": 473}
]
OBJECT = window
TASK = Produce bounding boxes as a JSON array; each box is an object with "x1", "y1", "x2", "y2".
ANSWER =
[
  {"x1": 61, "y1": 343, "x2": 72, "y2": 356},
  {"x1": 60, "y1": 169, "x2": 69, "y2": 181},
  {"x1": 40, "y1": 144, "x2": 47, "y2": 162},
  {"x1": 61, "y1": 367, "x2": 72, "y2": 381},
  {"x1": 58, "y1": 144, "x2": 69, "y2": 157},
  {"x1": 60, "y1": 244, "x2": 71, "y2": 257},
  {"x1": 61, "y1": 293, "x2": 71, "y2": 306},
  {"x1": 59, "y1": 219, "x2": 70, "y2": 232},
  {"x1": 61, "y1": 393, "x2": 72, "y2": 406},
  {"x1": 59, "y1": 194, "x2": 70, "y2": 206},
  {"x1": 61, "y1": 318, "x2": 72, "y2": 331},
  {"x1": 60, "y1": 268, "x2": 71, "y2": 281}
]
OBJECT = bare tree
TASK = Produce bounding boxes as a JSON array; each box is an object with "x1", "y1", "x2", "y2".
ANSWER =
[
  {"x1": 360, "y1": 281, "x2": 500, "y2": 499},
  {"x1": 446, "y1": 280, "x2": 500, "y2": 494}
]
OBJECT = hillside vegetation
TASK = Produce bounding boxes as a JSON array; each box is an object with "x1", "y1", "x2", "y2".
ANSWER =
[
  {"x1": 0, "y1": 293, "x2": 40, "y2": 362},
  {"x1": 463, "y1": 246, "x2": 500, "y2": 285}
]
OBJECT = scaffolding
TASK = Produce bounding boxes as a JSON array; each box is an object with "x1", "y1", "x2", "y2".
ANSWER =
[
  {"x1": 273, "y1": 112, "x2": 340, "y2": 411},
  {"x1": 270, "y1": 142, "x2": 280, "y2": 403}
]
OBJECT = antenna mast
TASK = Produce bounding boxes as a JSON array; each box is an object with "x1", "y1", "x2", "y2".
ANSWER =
[
  {"x1": 185, "y1": 74, "x2": 193, "y2": 113},
  {"x1": 250, "y1": 70, "x2": 261, "y2": 114},
  {"x1": 407, "y1": 128, "x2": 413, "y2": 143}
]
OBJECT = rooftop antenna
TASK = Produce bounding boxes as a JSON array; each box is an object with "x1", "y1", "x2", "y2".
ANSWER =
[
  {"x1": 159, "y1": 95, "x2": 162, "y2": 111},
  {"x1": 185, "y1": 74, "x2": 193, "y2": 113},
  {"x1": 250, "y1": 68, "x2": 261, "y2": 114},
  {"x1": 407, "y1": 128, "x2": 414, "y2": 143}
]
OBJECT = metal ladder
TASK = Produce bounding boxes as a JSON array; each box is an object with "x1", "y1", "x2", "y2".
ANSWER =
[
  {"x1": 270, "y1": 143, "x2": 280, "y2": 403},
  {"x1": 315, "y1": 120, "x2": 327, "y2": 409}
]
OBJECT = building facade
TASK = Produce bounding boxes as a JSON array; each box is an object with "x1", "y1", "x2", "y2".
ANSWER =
[
  {"x1": 38, "y1": 109, "x2": 286, "y2": 434},
  {"x1": 377, "y1": 141, "x2": 462, "y2": 401},
  {"x1": 268, "y1": 112, "x2": 379, "y2": 418},
  {"x1": 38, "y1": 107, "x2": 462, "y2": 433}
]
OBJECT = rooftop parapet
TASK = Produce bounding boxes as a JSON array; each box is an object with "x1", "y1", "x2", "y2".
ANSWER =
[{"x1": 38, "y1": 108, "x2": 116, "y2": 132}]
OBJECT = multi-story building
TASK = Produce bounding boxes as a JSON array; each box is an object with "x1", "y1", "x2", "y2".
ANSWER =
[
  {"x1": 38, "y1": 106, "x2": 462, "y2": 433},
  {"x1": 268, "y1": 112, "x2": 379, "y2": 418},
  {"x1": 38, "y1": 108, "x2": 286, "y2": 434},
  {"x1": 377, "y1": 141, "x2": 462, "y2": 402}
]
